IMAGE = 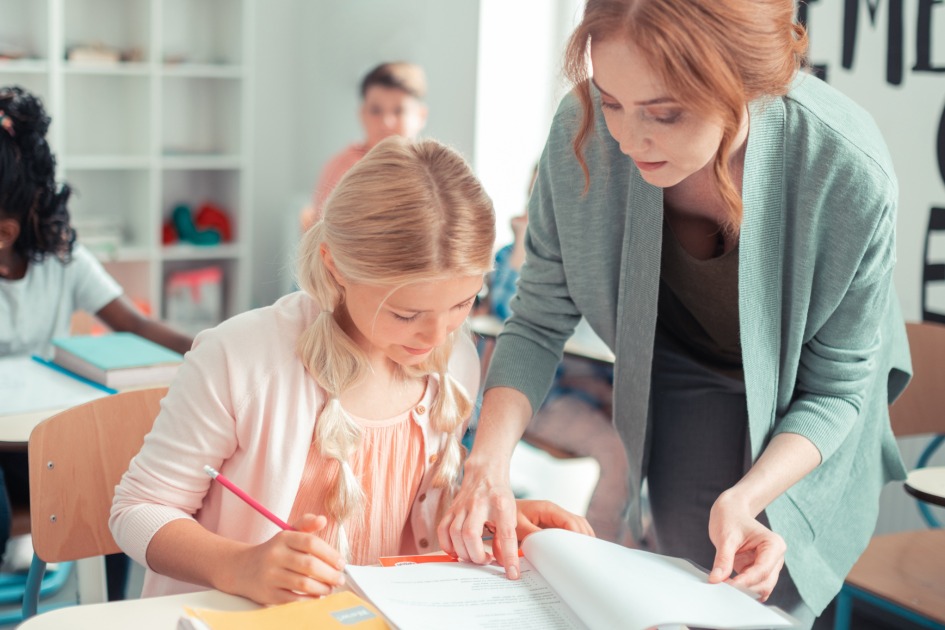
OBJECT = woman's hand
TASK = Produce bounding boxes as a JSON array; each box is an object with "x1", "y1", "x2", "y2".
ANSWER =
[
  {"x1": 438, "y1": 387, "x2": 537, "y2": 579},
  {"x1": 438, "y1": 461, "x2": 520, "y2": 575},
  {"x1": 513, "y1": 499, "x2": 595, "y2": 540},
  {"x1": 707, "y1": 491, "x2": 786, "y2": 602},
  {"x1": 222, "y1": 514, "x2": 346, "y2": 605},
  {"x1": 490, "y1": 499, "x2": 595, "y2": 568}
]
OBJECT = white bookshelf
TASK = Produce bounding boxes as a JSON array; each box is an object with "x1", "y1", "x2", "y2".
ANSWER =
[{"x1": 0, "y1": 0, "x2": 254, "y2": 331}]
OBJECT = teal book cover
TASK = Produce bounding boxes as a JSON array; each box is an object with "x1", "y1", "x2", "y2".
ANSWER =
[{"x1": 52, "y1": 333, "x2": 183, "y2": 370}]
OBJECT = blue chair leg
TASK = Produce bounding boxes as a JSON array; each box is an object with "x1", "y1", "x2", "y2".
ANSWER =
[
  {"x1": 21, "y1": 552, "x2": 47, "y2": 619},
  {"x1": 833, "y1": 586, "x2": 853, "y2": 630}
]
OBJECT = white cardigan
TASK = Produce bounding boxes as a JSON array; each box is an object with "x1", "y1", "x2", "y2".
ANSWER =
[{"x1": 110, "y1": 291, "x2": 480, "y2": 597}]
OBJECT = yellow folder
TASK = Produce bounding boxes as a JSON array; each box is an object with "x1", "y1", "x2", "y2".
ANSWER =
[{"x1": 179, "y1": 591, "x2": 390, "y2": 629}]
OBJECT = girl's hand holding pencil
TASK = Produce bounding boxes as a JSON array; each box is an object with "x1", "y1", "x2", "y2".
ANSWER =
[
  {"x1": 204, "y1": 465, "x2": 346, "y2": 604},
  {"x1": 224, "y1": 513, "x2": 346, "y2": 604}
]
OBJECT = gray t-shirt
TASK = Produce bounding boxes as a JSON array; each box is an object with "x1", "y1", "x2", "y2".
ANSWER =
[
  {"x1": 657, "y1": 221, "x2": 742, "y2": 376},
  {"x1": 0, "y1": 244, "x2": 122, "y2": 358}
]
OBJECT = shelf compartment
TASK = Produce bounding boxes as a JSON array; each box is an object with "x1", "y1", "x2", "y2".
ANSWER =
[
  {"x1": 161, "y1": 76, "x2": 242, "y2": 156},
  {"x1": 162, "y1": 0, "x2": 244, "y2": 65},
  {"x1": 63, "y1": 61, "x2": 150, "y2": 76},
  {"x1": 68, "y1": 169, "x2": 153, "y2": 254},
  {"x1": 63, "y1": 73, "x2": 150, "y2": 156},
  {"x1": 161, "y1": 154, "x2": 243, "y2": 170},
  {"x1": 162, "y1": 258, "x2": 237, "y2": 330},
  {"x1": 161, "y1": 169, "x2": 241, "y2": 247},
  {"x1": 63, "y1": 0, "x2": 151, "y2": 63},
  {"x1": 0, "y1": 60, "x2": 49, "y2": 74},
  {"x1": 160, "y1": 64, "x2": 243, "y2": 79},
  {"x1": 63, "y1": 155, "x2": 152, "y2": 170},
  {"x1": 161, "y1": 243, "x2": 243, "y2": 261},
  {"x1": 0, "y1": 0, "x2": 50, "y2": 61}
]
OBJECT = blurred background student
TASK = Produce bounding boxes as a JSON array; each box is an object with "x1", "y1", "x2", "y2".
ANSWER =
[
  {"x1": 0, "y1": 85, "x2": 192, "y2": 600},
  {"x1": 299, "y1": 62, "x2": 428, "y2": 231}
]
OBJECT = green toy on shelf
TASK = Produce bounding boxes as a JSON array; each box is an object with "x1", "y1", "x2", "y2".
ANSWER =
[{"x1": 171, "y1": 204, "x2": 222, "y2": 246}]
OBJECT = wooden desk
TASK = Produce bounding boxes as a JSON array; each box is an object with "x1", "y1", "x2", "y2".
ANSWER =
[
  {"x1": 18, "y1": 588, "x2": 259, "y2": 629},
  {"x1": 905, "y1": 466, "x2": 945, "y2": 508},
  {"x1": 469, "y1": 315, "x2": 615, "y2": 364}
]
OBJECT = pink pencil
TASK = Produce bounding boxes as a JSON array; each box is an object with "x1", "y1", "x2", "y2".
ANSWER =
[{"x1": 203, "y1": 465, "x2": 294, "y2": 531}]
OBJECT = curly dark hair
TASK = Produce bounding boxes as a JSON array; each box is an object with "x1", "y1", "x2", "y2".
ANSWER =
[{"x1": 0, "y1": 85, "x2": 75, "y2": 262}]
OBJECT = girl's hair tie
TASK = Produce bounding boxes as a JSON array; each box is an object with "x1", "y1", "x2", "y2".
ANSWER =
[{"x1": 0, "y1": 110, "x2": 15, "y2": 137}]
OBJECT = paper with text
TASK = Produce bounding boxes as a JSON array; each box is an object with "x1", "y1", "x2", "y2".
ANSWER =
[
  {"x1": 345, "y1": 560, "x2": 588, "y2": 629},
  {"x1": 346, "y1": 529, "x2": 797, "y2": 630},
  {"x1": 0, "y1": 355, "x2": 107, "y2": 415}
]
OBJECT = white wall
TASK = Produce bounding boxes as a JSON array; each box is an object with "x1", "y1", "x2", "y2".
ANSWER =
[
  {"x1": 251, "y1": 0, "x2": 483, "y2": 308},
  {"x1": 804, "y1": 0, "x2": 945, "y2": 322},
  {"x1": 474, "y1": 0, "x2": 583, "y2": 247},
  {"x1": 252, "y1": 0, "x2": 307, "y2": 308}
]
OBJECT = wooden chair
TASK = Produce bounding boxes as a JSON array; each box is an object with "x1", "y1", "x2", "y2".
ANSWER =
[
  {"x1": 21, "y1": 387, "x2": 167, "y2": 620},
  {"x1": 833, "y1": 322, "x2": 945, "y2": 630}
]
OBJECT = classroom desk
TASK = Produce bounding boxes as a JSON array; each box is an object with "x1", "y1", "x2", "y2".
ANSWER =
[
  {"x1": 904, "y1": 466, "x2": 945, "y2": 508},
  {"x1": 0, "y1": 356, "x2": 171, "y2": 449},
  {"x1": 18, "y1": 588, "x2": 259, "y2": 629},
  {"x1": 469, "y1": 315, "x2": 615, "y2": 364},
  {"x1": 0, "y1": 355, "x2": 111, "y2": 449},
  {"x1": 0, "y1": 409, "x2": 64, "y2": 450}
]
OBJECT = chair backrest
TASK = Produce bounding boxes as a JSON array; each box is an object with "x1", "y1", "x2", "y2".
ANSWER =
[
  {"x1": 889, "y1": 321, "x2": 945, "y2": 438},
  {"x1": 27, "y1": 387, "x2": 167, "y2": 563}
]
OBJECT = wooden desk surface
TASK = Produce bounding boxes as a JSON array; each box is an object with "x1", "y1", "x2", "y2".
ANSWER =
[
  {"x1": 469, "y1": 315, "x2": 615, "y2": 364},
  {"x1": 18, "y1": 588, "x2": 259, "y2": 629},
  {"x1": 0, "y1": 408, "x2": 61, "y2": 449},
  {"x1": 905, "y1": 466, "x2": 945, "y2": 508}
]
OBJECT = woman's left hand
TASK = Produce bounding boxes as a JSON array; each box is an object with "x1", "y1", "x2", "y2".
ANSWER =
[
  {"x1": 515, "y1": 499, "x2": 595, "y2": 538},
  {"x1": 492, "y1": 499, "x2": 595, "y2": 567},
  {"x1": 707, "y1": 491, "x2": 786, "y2": 602}
]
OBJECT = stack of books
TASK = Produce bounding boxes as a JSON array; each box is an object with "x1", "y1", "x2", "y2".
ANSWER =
[{"x1": 51, "y1": 333, "x2": 184, "y2": 389}]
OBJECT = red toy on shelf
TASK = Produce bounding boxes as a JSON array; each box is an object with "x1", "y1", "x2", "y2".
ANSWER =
[{"x1": 195, "y1": 202, "x2": 233, "y2": 242}]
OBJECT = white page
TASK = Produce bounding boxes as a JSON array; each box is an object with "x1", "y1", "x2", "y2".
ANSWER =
[
  {"x1": 345, "y1": 560, "x2": 589, "y2": 630},
  {"x1": 0, "y1": 356, "x2": 108, "y2": 415},
  {"x1": 523, "y1": 528, "x2": 796, "y2": 630}
]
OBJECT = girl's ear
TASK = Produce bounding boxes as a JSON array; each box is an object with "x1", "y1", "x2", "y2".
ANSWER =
[{"x1": 0, "y1": 218, "x2": 20, "y2": 249}]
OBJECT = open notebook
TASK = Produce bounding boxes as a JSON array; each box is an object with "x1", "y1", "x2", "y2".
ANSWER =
[
  {"x1": 346, "y1": 528, "x2": 798, "y2": 630},
  {"x1": 0, "y1": 355, "x2": 109, "y2": 416}
]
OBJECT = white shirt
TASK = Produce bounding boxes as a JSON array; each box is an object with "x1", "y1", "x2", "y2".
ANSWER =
[{"x1": 0, "y1": 244, "x2": 122, "y2": 358}]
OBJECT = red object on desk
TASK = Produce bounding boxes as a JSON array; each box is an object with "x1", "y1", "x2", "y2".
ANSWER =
[{"x1": 378, "y1": 553, "x2": 458, "y2": 567}]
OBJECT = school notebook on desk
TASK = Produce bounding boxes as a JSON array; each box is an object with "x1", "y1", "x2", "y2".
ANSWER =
[
  {"x1": 51, "y1": 332, "x2": 184, "y2": 388},
  {"x1": 0, "y1": 355, "x2": 110, "y2": 415},
  {"x1": 345, "y1": 528, "x2": 799, "y2": 630},
  {"x1": 177, "y1": 591, "x2": 390, "y2": 630}
]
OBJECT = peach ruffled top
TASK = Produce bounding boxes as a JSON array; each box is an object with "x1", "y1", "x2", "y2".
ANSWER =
[{"x1": 288, "y1": 378, "x2": 432, "y2": 565}]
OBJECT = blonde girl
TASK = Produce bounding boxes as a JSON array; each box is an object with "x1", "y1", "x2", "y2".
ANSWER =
[{"x1": 111, "y1": 137, "x2": 591, "y2": 605}]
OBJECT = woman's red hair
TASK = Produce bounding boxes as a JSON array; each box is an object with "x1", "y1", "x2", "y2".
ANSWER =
[{"x1": 563, "y1": 0, "x2": 808, "y2": 233}]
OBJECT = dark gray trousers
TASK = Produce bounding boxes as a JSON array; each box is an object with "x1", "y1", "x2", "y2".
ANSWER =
[{"x1": 646, "y1": 330, "x2": 815, "y2": 628}]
